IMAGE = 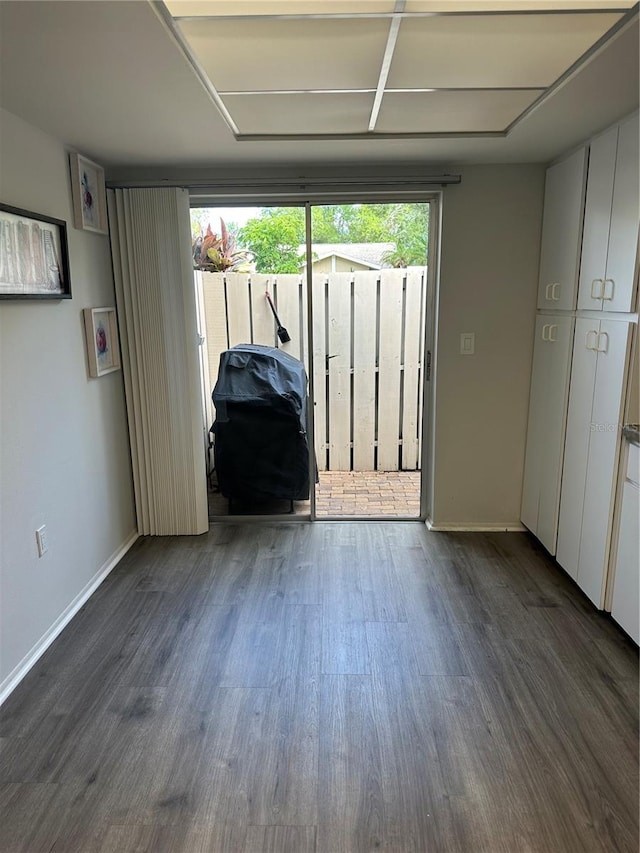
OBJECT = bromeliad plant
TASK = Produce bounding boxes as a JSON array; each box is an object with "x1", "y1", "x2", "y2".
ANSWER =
[{"x1": 192, "y1": 219, "x2": 253, "y2": 273}]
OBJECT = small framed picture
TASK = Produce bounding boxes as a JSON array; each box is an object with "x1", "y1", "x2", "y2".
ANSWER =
[
  {"x1": 83, "y1": 307, "x2": 121, "y2": 377},
  {"x1": 70, "y1": 152, "x2": 108, "y2": 234},
  {"x1": 0, "y1": 203, "x2": 71, "y2": 299}
]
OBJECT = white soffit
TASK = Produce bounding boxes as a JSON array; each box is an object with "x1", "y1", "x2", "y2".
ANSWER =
[{"x1": 160, "y1": 1, "x2": 638, "y2": 139}]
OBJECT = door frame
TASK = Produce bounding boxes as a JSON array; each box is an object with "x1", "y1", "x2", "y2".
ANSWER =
[{"x1": 198, "y1": 191, "x2": 442, "y2": 523}]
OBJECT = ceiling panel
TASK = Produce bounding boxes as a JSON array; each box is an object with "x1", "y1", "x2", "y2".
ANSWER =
[
  {"x1": 405, "y1": 1, "x2": 635, "y2": 9},
  {"x1": 388, "y1": 12, "x2": 623, "y2": 88},
  {"x1": 179, "y1": 17, "x2": 389, "y2": 90},
  {"x1": 167, "y1": 1, "x2": 395, "y2": 15},
  {"x1": 222, "y1": 92, "x2": 374, "y2": 134},
  {"x1": 375, "y1": 89, "x2": 543, "y2": 132}
]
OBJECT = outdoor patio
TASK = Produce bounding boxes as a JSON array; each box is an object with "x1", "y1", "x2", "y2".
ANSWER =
[{"x1": 208, "y1": 470, "x2": 421, "y2": 518}]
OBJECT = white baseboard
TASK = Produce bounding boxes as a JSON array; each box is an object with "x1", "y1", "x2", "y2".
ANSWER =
[
  {"x1": 0, "y1": 529, "x2": 139, "y2": 706},
  {"x1": 426, "y1": 520, "x2": 527, "y2": 532}
]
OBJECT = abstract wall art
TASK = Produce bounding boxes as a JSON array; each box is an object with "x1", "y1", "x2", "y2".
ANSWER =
[
  {"x1": 83, "y1": 307, "x2": 121, "y2": 377},
  {"x1": 70, "y1": 152, "x2": 108, "y2": 234},
  {"x1": 0, "y1": 203, "x2": 71, "y2": 299}
]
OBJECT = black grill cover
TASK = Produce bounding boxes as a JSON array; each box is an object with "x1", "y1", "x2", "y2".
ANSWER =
[{"x1": 211, "y1": 344, "x2": 311, "y2": 501}]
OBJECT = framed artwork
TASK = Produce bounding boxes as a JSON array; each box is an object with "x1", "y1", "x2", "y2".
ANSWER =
[
  {"x1": 83, "y1": 307, "x2": 121, "y2": 377},
  {"x1": 0, "y1": 203, "x2": 71, "y2": 300},
  {"x1": 69, "y1": 152, "x2": 108, "y2": 234}
]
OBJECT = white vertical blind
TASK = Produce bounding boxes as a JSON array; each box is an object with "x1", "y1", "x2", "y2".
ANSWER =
[{"x1": 107, "y1": 187, "x2": 208, "y2": 535}]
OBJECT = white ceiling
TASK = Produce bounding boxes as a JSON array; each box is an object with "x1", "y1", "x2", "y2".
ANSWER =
[
  {"x1": 173, "y1": 5, "x2": 625, "y2": 138},
  {"x1": 0, "y1": 1, "x2": 638, "y2": 176}
]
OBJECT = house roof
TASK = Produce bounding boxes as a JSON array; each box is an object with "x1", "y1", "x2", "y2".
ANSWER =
[{"x1": 299, "y1": 243, "x2": 396, "y2": 269}]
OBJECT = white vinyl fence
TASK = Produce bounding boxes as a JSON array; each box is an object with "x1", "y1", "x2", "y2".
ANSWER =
[{"x1": 197, "y1": 269, "x2": 427, "y2": 472}]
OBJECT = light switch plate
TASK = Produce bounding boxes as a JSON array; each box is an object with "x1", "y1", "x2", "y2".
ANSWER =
[
  {"x1": 460, "y1": 332, "x2": 475, "y2": 355},
  {"x1": 36, "y1": 525, "x2": 48, "y2": 557}
]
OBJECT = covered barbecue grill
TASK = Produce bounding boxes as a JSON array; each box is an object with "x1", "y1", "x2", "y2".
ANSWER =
[{"x1": 211, "y1": 344, "x2": 311, "y2": 506}]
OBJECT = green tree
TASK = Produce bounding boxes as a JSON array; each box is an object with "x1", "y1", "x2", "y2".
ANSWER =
[
  {"x1": 309, "y1": 204, "x2": 391, "y2": 242},
  {"x1": 236, "y1": 203, "x2": 430, "y2": 273},
  {"x1": 238, "y1": 208, "x2": 305, "y2": 273},
  {"x1": 382, "y1": 204, "x2": 429, "y2": 267}
]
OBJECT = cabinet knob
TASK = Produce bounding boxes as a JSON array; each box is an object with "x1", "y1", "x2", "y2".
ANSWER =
[
  {"x1": 545, "y1": 283, "x2": 561, "y2": 301},
  {"x1": 585, "y1": 330, "x2": 599, "y2": 350},
  {"x1": 596, "y1": 332, "x2": 609, "y2": 353},
  {"x1": 603, "y1": 278, "x2": 615, "y2": 301}
]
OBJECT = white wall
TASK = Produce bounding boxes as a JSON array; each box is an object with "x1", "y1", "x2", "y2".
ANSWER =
[
  {"x1": 0, "y1": 109, "x2": 137, "y2": 696},
  {"x1": 431, "y1": 165, "x2": 545, "y2": 528}
]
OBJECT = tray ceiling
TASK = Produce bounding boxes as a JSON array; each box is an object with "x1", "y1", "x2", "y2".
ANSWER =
[{"x1": 162, "y1": 0, "x2": 635, "y2": 140}]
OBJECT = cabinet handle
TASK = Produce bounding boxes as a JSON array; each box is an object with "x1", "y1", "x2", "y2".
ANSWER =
[
  {"x1": 585, "y1": 330, "x2": 598, "y2": 350},
  {"x1": 603, "y1": 278, "x2": 615, "y2": 301},
  {"x1": 590, "y1": 278, "x2": 604, "y2": 300},
  {"x1": 542, "y1": 324, "x2": 550, "y2": 341},
  {"x1": 549, "y1": 324, "x2": 558, "y2": 342},
  {"x1": 596, "y1": 331, "x2": 609, "y2": 353},
  {"x1": 545, "y1": 283, "x2": 553, "y2": 301},
  {"x1": 551, "y1": 283, "x2": 560, "y2": 301}
]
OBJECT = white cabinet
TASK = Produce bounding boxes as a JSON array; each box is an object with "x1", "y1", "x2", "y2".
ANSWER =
[
  {"x1": 523, "y1": 112, "x2": 638, "y2": 634},
  {"x1": 556, "y1": 319, "x2": 632, "y2": 606},
  {"x1": 610, "y1": 443, "x2": 639, "y2": 643},
  {"x1": 578, "y1": 115, "x2": 639, "y2": 313},
  {"x1": 537, "y1": 147, "x2": 587, "y2": 311},
  {"x1": 521, "y1": 315, "x2": 574, "y2": 553}
]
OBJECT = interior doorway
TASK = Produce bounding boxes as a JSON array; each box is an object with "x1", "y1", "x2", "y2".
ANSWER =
[{"x1": 191, "y1": 201, "x2": 432, "y2": 520}]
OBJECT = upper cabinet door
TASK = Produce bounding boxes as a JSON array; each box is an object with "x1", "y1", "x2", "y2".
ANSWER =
[
  {"x1": 604, "y1": 115, "x2": 639, "y2": 313},
  {"x1": 537, "y1": 147, "x2": 587, "y2": 311},
  {"x1": 578, "y1": 126, "x2": 618, "y2": 312},
  {"x1": 578, "y1": 115, "x2": 640, "y2": 313}
]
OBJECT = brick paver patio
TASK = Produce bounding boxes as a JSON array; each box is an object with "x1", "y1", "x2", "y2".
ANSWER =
[
  {"x1": 315, "y1": 470, "x2": 421, "y2": 517},
  {"x1": 209, "y1": 470, "x2": 421, "y2": 517}
]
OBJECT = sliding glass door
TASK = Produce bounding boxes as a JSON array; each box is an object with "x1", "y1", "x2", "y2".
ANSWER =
[
  {"x1": 308, "y1": 202, "x2": 429, "y2": 519},
  {"x1": 191, "y1": 200, "x2": 431, "y2": 520}
]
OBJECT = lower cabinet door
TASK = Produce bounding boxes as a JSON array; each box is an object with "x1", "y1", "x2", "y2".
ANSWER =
[
  {"x1": 521, "y1": 316, "x2": 548, "y2": 536},
  {"x1": 557, "y1": 319, "x2": 599, "y2": 580},
  {"x1": 521, "y1": 316, "x2": 574, "y2": 554},
  {"x1": 557, "y1": 319, "x2": 631, "y2": 603},
  {"x1": 536, "y1": 317, "x2": 574, "y2": 553},
  {"x1": 577, "y1": 319, "x2": 631, "y2": 607},
  {"x1": 611, "y1": 480, "x2": 640, "y2": 643}
]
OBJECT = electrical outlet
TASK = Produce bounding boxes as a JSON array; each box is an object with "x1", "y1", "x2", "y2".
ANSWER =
[{"x1": 36, "y1": 525, "x2": 48, "y2": 557}]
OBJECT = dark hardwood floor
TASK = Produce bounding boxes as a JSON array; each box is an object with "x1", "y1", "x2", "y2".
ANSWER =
[{"x1": 1, "y1": 524, "x2": 638, "y2": 853}]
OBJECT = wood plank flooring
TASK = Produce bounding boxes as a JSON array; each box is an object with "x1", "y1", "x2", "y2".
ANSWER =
[{"x1": 1, "y1": 524, "x2": 637, "y2": 853}]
